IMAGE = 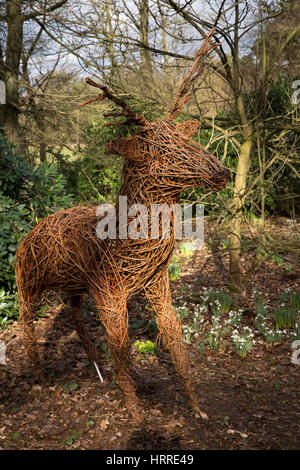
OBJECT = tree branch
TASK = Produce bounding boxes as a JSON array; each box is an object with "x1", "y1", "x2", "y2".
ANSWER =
[{"x1": 23, "y1": 0, "x2": 68, "y2": 21}]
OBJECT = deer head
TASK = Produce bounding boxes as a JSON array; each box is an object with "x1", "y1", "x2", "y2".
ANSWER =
[
  {"x1": 106, "y1": 118, "x2": 229, "y2": 192},
  {"x1": 81, "y1": 29, "x2": 230, "y2": 193}
]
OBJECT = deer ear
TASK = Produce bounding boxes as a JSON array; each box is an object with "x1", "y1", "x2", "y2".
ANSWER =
[
  {"x1": 176, "y1": 120, "x2": 201, "y2": 138},
  {"x1": 106, "y1": 136, "x2": 141, "y2": 160}
]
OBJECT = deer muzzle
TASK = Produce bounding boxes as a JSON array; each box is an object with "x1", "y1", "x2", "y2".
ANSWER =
[{"x1": 211, "y1": 168, "x2": 230, "y2": 190}]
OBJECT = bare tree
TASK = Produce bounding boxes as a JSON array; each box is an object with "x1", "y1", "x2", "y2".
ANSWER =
[
  {"x1": 159, "y1": 0, "x2": 300, "y2": 286},
  {"x1": 0, "y1": 0, "x2": 67, "y2": 153}
]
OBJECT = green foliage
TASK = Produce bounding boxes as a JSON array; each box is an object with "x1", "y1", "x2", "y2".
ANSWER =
[
  {"x1": 145, "y1": 317, "x2": 159, "y2": 336},
  {"x1": 293, "y1": 322, "x2": 300, "y2": 341},
  {"x1": 0, "y1": 143, "x2": 32, "y2": 200},
  {"x1": 0, "y1": 134, "x2": 73, "y2": 326},
  {"x1": 182, "y1": 324, "x2": 194, "y2": 344},
  {"x1": 271, "y1": 254, "x2": 283, "y2": 267},
  {"x1": 215, "y1": 292, "x2": 235, "y2": 313},
  {"x1": 252, "y1": 290, "x2": 299, "y2": 344},
  {"x1": 168, "y1": 262, "x2": 181, "y2": 281},
  {"x1": 263, "y1": 328, "x2": 283, "y2": 344},
  {"x1": 206, "y1": 316, "x2": 229, "y2": 351},
  {"x1": 179, "y1": 241, "x2": 197, "y2": 256},
  {"x1": 176, "y1": 285, "x2": 299, "y2": 357},
  {"x1": 0, "y1": 136, "x2": 72, "y2": 222},
  {"x1": 26, "y1": 163, "x2": 73, "y2": 221},
  {"x1": 179, "y1": 76, "x2": 298, "y2": 219},
  {"x1": 266, "y1": 77, "x2": 293, "y2": 117},
  {"x1": 0, "y1": 195, "x2": 31, "y2": 290},
  {"x1": 0, "y1": 289, "x2": 19, "y2": 328},
  {"x1": 63, "y1": 383, "x2": 79, "y2": 393},
  {"x1": 53, "y1": 116, "x2": 125, "y2": 203},
  {"x1": 202, "y1": 290, "x2": 235, "y2": 314},
  {"x1": 254, "y1": 297, "x2": 268, "y2": 332},
  {"x1": 129, "y1": 314, "x2": 158, "y2": 337},
  {"x1": 290, "y1": 292, "x2": 300, "y2": 310},
  {"x1": 134, "y1": 340, "x2": 156, "y2": 360},
  {"x1": 274, "y1": 308, "x2": 297, "y2": 328},
  {"x1": 62, "y1": 432, "x2": 80, "y2": 446},
  {"x1": 176, "y1": 306, "x2": 189, "y2": 320},
  {"x1": 231, "y1": 326, "x2": 254, "y2": 357},
  {"x1": 76, "y1": 163, "x2": 120, "y2": 203}
]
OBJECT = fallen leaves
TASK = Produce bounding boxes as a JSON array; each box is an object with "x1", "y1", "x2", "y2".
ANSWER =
[
  {"x1": 227, "y1": 429, "x2": 248, "y2": 438},
  {"x1": 150, "y1": 408, "x2": 162, "y2": 417},
  {"x1": 100, "y1": 417, "x2": 110, "y2": 432}
]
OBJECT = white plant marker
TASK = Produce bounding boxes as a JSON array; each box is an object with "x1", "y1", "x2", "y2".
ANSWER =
[{"x1": 93, "y1": 361, "x2": 104, "y2": 383}]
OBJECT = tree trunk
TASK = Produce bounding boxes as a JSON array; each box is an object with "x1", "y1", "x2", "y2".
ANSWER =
[
  {"x1": 35, "y1": 108, "x2": 47, "y2": 163},
  {"x1": 139, "y1": 0, "x2": 152, "y2": 72},
  {"x1": 105, "y1": 3, "x2": 117, "y2": 83},
  {"x1": 1, "y1": 0, "x2": 26, "y2": 154},
  {"x1": 229, "y1": 130, "x2": 253, "y2": 286}
]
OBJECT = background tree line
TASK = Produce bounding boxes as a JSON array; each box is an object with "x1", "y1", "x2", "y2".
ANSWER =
[{"x1": 0, "y1": 0, "x2": 299, "y2": 325}]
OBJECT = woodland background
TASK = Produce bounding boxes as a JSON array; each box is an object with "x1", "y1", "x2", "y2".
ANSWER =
[
  {"x1": 0, "y1": 0, "x2": 299, "y2": 450},
  {"x1": 1, "y1": 0, "x2": 299, "y2": 319}
]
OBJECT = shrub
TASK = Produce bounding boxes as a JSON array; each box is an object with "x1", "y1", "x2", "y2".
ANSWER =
[
  {"x1": 179, "y1": 241, "x2": 197, "y2": 256},
  {"x1": 0, "y1": 194, "x2": 31, "y2": 290},
  {"x1": 0, "y1": 134, "x2": 73, "y2": 326},
  {"x1": 0, "y1": 289, "x2": 19, "y2": 329},
  {"x1": 168, "y1": 262, "x2": 181, "y2": 281},
  {"x1": 134, "y1": 340, "x2": 156, "y2": 360},
  {"x1": 274, "y1": 308, "x2": 297, "y2": 328}
]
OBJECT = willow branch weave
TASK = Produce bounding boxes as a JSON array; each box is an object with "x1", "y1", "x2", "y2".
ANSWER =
[{"x1": 15, "y1": 30, "x2": 229, "y2": 422}]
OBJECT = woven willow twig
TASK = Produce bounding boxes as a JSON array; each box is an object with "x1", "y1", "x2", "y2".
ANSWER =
[{"x1": 15, "y1": 30, "x2": 229, "y2": 422}]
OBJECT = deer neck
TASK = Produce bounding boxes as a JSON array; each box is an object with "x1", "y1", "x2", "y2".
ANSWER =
[
  {"x1": 112, "y1": 162, "x2": 181, "y2": 256},
  {"x1": 118, "y1": 161, "x2": 181, "y2": 207}
]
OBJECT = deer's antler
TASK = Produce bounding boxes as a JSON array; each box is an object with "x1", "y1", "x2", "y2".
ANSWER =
[
  {"x1": 167, "y1": 28, "x2": 220, "y2": 121},
  {"x1": 80, "y1": 78, "x2": 148, "y2": 127}
]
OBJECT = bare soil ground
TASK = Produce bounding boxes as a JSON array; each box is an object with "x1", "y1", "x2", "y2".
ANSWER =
[{"x1": 0, "y1": 218, "x2": 299, "y2": 450}]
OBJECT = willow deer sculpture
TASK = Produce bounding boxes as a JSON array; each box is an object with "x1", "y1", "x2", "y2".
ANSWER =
[{"x1": 15, "y1": 31, "x2": 229, "y2": 422}]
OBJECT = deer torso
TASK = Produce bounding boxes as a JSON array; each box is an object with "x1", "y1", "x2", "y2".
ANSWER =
[{"x1": 16, "y1": 168, "x2": 180, "y2": 299}]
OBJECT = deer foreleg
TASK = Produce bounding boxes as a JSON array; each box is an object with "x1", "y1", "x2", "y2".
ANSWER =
[
  {"x1": 93, "y1": 290, "x2": 142, "y2": 421},
  {"x1": 145, "y1": 270, "x2": 208, "y2": 420}
]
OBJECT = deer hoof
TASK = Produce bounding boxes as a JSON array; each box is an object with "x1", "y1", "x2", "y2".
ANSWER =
[
  {"x1": 194, "y1": 408, "x2": 209, "y2": 420},
  {"x1": 129, "y1": 404, "x2": 146, "y2": 424},
  {"x1": 189, "y1": 402, "x2": 209, "y2": 420}
]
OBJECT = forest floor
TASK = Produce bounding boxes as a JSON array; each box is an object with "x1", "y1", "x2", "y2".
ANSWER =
[{"x1": 0, "y1": 217, "x2": 299, "y2": 450}]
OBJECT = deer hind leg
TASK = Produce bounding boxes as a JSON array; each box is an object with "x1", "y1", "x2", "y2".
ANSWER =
[
  {"x1": 92, "y1": 289, "x2": 142, "y2": 422},
  {"x1": 145, "y1": 270, "x2": 208, "y2": 420},
  {"x1": 19, "y1": 295, "x2": 43, "y2": 379},
  {"x1": 70, "y1": 295, "x2": 98, "y2": 363}
]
